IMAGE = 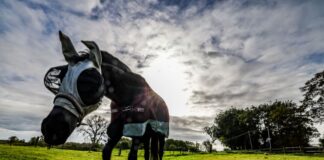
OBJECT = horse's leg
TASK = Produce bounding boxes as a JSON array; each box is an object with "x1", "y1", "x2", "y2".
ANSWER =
[
  {"x1": 128, "y1": 138, "x2": 141, "y2": 160},
  {"x1": 151, "y1": 133, "x2": 159, "y2": 160},
  {"x1": 102, "y1": 136, "x2": 121, "y2": 160},
  {"x1": 143, "y1": 135, "x2": 150, "y2": 160},
  {"x1": 158, "y1": 135, "x2": 165, "y2": 160},
  {"x1": 102, "y1": 121, "x2": 123, "y2": 160}
]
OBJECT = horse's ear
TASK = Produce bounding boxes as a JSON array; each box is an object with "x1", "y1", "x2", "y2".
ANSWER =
[
  {"x1": 81, "y1": 41, "x2": 102, "y2": 68},
  {"x1": 59, "y1": 31, "x2": 78, "y2": 64}
]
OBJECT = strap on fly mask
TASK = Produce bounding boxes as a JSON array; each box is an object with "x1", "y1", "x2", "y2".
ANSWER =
[{"x1": 44, "y1": 31, "x2": 104, "y2": 126}]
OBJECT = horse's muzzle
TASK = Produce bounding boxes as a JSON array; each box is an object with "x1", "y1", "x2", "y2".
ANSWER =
[{"x1": 41, "y1": 107, "x2": 75, "y2": 145}]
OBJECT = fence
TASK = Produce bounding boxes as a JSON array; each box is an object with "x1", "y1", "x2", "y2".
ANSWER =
[{"x1": 257, "y1": 146, "x2": 324, "y2": 153}]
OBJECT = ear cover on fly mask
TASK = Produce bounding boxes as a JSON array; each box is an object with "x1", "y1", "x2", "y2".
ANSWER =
[
  {"x1": 81, "y1": 41, "x2": 102, "y2": 69},
  {"x1": 59, "y1": 31, "x2": 79, "y2": 65}
]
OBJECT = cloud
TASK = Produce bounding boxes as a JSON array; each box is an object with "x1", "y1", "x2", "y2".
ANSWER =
[
  {"x1": 0, "y1": 128, "x2": 40, "y2": 141},
  {"x1": 175, "y1": 0, "x2": 324, "y2": 110},
  {"x1": 0, "y1": 0, "x2": 323, "y2": 144}
]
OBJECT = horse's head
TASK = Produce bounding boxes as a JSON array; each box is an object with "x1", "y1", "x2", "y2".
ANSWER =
[{"x1": 41, "y1": 31, "x2": 105, "y2": 145}]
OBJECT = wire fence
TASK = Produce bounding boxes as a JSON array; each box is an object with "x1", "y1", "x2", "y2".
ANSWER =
[
  {"x1": 254, "y1": 146, "x2": 324, "y2": 153},
  {"x1": 220, "y1": 128, "x2": 324, "y2": 154}
]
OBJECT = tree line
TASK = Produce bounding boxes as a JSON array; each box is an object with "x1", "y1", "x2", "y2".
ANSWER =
[
  {"x1": 114, "y1": 138, "x2": 201, "y2": 155},
  {"x1": 2, "y1": 135, "x2": 202, "y2": 153},
  {"x1": 204, "y1": 69, "x2": 324, "y2": 151}
]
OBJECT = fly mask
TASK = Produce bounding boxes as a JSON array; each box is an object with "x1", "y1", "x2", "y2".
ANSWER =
[{"x1": 44, "y1": 31, "x2": 105, "y2": 126}]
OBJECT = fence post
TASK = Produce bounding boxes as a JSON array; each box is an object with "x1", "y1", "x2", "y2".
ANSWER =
[
  {"x1": 299, "y1": 146, "x2": 302, "y2": 152},
  {"x1": 248, "y1": 131, "x2": 253, "y2": 150},
  {"x1": 267, "y1": 127, "x2": 272, "y2": 152}
]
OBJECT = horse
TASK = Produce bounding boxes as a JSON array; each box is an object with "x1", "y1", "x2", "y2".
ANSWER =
[{"x1": 41, "y1": 31, "x2": 169, "y2": 160}]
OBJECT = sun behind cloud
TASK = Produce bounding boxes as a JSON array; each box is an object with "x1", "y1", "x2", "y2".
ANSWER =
[{"x1": 142, "y1": 53, "x2": 191, "y2": 117}]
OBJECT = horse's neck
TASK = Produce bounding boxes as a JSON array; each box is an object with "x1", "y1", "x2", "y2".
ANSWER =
[
  {"x1": 112, "y1": 86, "x2": 150, "y2": 109},
  {"x1": 107, "y1": 74, "x2": 146, "y2": 106},
  {"x1": 101, "y1": 61, "x2": 148, "y2": 106}
]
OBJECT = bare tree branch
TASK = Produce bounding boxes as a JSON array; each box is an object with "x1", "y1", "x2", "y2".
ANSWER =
[{"x1": 77, "y1": 115, "x2": 109, "y2": 150}]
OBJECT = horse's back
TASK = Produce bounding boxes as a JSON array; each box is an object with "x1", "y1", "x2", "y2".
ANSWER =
[{"x1": 148, "y1": 91, "x2": 169, "y2": 122}]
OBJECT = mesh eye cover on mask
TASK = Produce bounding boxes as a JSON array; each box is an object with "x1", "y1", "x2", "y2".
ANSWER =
[
  {"x1": 44, "y1": 65, "x2": 68, "y2": 94},
  {"x1": 77, "y1": 68, "x2": 105, "y2": 105}
]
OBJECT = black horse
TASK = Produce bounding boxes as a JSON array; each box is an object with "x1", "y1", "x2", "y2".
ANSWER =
[{"x1": 41, "y1": 31, "x2": 169, "y2": 160}]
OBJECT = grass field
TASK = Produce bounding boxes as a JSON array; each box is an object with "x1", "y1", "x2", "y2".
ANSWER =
[{"x1": 1, "y1": 144, "x2": 324, "y2": 160}]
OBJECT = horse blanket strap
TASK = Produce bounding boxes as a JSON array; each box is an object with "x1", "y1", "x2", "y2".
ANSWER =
[
  {"x1": 54, "y1": 93, "x2": 85, "y2": 126},
  {"x1": 111, "y1": 106, "x2": 145, "y2": 113}
]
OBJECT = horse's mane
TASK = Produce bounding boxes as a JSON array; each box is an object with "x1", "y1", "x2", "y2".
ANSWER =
[
  {"x1": 101, "y1": 51, "x2": 132, "y2": 73},
  {"x1": 100, "y1": 50, "x2": 148, "y2": 88}
]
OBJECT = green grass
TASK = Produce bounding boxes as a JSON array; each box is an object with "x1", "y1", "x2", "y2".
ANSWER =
[{"x1": 1, "y1": 144, "x2": 324, "y2": 160}]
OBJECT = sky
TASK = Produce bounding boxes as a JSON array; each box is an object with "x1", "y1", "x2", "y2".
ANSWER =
[{"x1": 0, "y1": 0, "x2": 324, "y2": 149}]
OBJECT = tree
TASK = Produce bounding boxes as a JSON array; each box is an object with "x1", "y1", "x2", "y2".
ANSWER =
[
  {"x1": 204, "y1": 108, "x2": 261, "y2": 150},
  {"x1": 115, "y1": 137, "x2": 131, "y2": 156},
  {"x1": 168, "y1": 144, "x2": 176, "y2": 155},
  {"x1": 8, "y1": 136, "x2": 18, "y2": 146},
  {"x1": 319, "y1": 137, "x2": 324, "y2": 147},
  {"x1": 205, "y1": 101, "x2": 318, "y2": 149},
  {"x1": 164, "y1": 139, "x2": 200, "y2": 154},
  {"x1": 300, "y1": 70, "x2": 324, "y2": 123},
  {"x1": 194, "y1": 142, "x2": 200, "y2": 152},
  {"x1": 202, "y1": 140, "x2": 212, "y2": 153},
  {"x1": 28, "y1": 136, "x2": 40, "y2": 147},
  {"x1": 186, "y1": 141, "x2": 199, "y2": 152},
  {"x1": 37, "y1": 136, "x2": 46, "y2": 147},
  {"x1": 78, "y1": 115, "x2": 109, "y2": 151},
  {"x1": 257, "y1": 101, "x2": 318, "y2": 147}
]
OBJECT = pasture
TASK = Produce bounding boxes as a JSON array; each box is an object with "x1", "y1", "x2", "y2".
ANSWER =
[{"x1": 1, "y1": 144, "x2": 324, "y2": 160}]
